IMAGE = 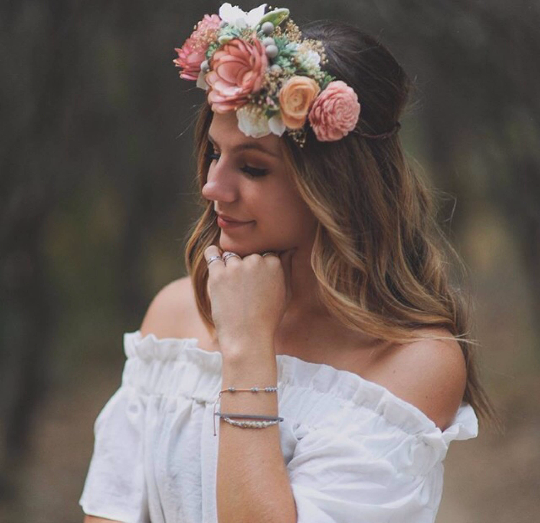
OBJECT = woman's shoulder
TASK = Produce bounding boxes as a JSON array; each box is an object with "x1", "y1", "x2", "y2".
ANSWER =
[
  {"x1": 140, "y1": 276, "x2": 204, "y2": 340},
  {"x1": 367, "y1": 327, "x2": 468, "y2": 431}
]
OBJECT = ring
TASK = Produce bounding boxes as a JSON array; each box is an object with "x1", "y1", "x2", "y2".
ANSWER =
[
  {"x1": 262, "y1": 252, "x2": 278, "y2": 257},
  {"x1": 206, "y1": 255, "x2": 223, "y2": 266},
  {"x1": 222, "y1": 252, "x2": 241, "y2": 263}
]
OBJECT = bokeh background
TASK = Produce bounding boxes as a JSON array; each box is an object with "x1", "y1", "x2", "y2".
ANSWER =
[{"x1": 1, "y1": 0, "x2": 539, "y2": 521}]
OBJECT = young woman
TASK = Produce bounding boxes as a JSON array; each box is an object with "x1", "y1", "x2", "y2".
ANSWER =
[{"x1": 80, "y1": 4, "x2": 493, "y2": 522}]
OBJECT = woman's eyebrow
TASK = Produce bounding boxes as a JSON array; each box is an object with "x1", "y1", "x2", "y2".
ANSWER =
[{"x1": 208, "y1": 133, "x2": 281, "y2": 159}]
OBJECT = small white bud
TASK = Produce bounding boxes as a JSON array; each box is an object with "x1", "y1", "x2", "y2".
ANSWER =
[
  {"x1": 261, "y1": 21, "x2": 275, "y2": 35},
  {"x1": 265, "y1": 44, "x2": 279, "y2": 58},
  {"x1": 262, "y1": 37, "x2": 275, "y2": 47}
]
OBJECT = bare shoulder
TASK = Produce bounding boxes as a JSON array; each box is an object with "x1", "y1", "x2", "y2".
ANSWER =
[
  {"x1": 140, "y1": 276, "x2": 198, "y2": 339},
  {"x1": 369, "y1": 327, "x2": 467, "y2": 431}
]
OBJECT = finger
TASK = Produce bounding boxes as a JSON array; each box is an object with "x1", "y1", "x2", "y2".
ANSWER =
[
  {"x1": 204, "y1": 245, "x2": 225, "y2": 273},
  {"x1": 222, "y1": 251, "x2": 242, "y2": 266}
]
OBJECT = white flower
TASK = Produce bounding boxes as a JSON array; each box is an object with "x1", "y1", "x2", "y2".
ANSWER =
[
  {"x1": 219, "y1": 3, "x2": 267, "y2": 29},
  {"x1": 303, "y1": 50, "x2": 321, "y2": 68},
  {"x1": 236, "y1": 105, "x2": 271, "y2": 138},
  {"x1": 268, "y1": 113, "x2": 286, "y2": 136},
  {"x1": 296, "y1": 48, "x2": 322, "y2": 75}
]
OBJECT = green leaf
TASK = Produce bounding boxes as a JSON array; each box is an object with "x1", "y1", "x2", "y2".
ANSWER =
[{"x1": 258, "y1": 8, "x2": 290, "y2": 28}]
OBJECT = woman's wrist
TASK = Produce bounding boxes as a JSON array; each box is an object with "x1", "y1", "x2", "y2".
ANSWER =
[{"x1": 219, "y1": 332, "x2": 276, "y2": 366}]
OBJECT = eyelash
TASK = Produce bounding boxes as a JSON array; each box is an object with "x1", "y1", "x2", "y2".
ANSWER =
[{"x1": 205, "y1": 151, "x2": 269, "y2": 178}]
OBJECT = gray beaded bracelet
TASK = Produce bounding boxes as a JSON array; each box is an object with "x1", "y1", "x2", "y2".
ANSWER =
[{"x1": 223, "y1": 386, "x2": 278, "y2": 393}]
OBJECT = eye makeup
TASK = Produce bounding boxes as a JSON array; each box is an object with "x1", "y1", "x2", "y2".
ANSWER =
[{"x1": 205, "y1": 148, "x2": 269, "y2": 178}]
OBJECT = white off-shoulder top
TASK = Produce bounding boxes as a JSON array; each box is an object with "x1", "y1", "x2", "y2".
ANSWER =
[{"x1": 79, "y1": 331, "x2": 478, "y2": 523}]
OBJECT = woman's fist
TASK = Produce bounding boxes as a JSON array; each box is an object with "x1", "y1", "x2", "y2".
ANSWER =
[{"x1": 204, "y1": 245, "x2": 294, "y2": 355}]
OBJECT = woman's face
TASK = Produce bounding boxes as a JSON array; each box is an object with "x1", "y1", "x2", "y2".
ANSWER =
[{"x1": 202, "y1": 111, "x2": 317, "y2": 257}]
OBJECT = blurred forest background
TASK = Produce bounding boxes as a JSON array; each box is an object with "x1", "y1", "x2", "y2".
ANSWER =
[{"x1": 1, "y1": 0, "x2": 539, "y2": 521}]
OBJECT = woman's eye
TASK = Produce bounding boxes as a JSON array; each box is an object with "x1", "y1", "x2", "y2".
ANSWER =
[
  {"x1": 204, "y1": 151, "x2": 268, "y2": 178},
  {"x1": 240, "y1": 165, "x2": 268, "y2": 178}
]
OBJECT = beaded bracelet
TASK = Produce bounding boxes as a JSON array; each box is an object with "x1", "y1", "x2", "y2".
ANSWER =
[
  {"x1": 221, "y1": 417, "x2": 281, "y2": 429},
  {"x1": 219, "y1": 386, "x2": 279, "y2": 394},
  {"x1": 215, "y1": 412, "x2": 283, "y2": 431},
  {"x1": 212, "y1": 386, "x2": 280, "y2": 436}
]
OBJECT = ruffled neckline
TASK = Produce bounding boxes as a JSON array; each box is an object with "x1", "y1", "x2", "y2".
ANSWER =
[{"x1": 124, "y1": 330, "x2": 479, "y2": 449}]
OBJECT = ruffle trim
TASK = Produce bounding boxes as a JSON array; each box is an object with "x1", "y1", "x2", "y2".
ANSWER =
[{"x1": 123, "y1": 331, "x2": 478, "y2": 456}]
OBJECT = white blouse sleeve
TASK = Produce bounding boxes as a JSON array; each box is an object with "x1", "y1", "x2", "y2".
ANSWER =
[
  {"x1": 79, "y1": 379, "x2": 149, "y2": 523},
  {"x1": 288, "y1": 425, "x2": 440, "y2": 523},
  {"x1": 277, "y1": 359, "x2": 479, "y2": 523}
]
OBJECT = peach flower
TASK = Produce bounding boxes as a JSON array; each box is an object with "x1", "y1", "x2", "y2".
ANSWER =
[
  {"x1": 173, "y1": 14, "x2": 221, "y2": 81},
  {"x1": 308, "y1": 80, "x2": 361, "y2": 141},
  {"x1": 206, "y1": 34, "x2": 268, "y2": 113},
  {"x1": 278, "y1": 76, "x2": 320, "y2": 130}
]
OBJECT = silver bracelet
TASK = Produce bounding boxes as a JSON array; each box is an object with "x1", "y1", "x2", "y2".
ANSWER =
[{"x1": 221, "y1": 417, "x2": 281, "y2": 429}]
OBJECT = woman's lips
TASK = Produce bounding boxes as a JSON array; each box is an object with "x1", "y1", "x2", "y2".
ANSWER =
[{"x1": 217, "y1": 216, "x2": 254, "y2": 229}]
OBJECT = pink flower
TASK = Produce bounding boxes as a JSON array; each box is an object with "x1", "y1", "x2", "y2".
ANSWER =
[
  {"x1": 308, "y1": 81, "x2": 361, "y2": 141},
  {"x1": 206, "y1": 34, "x2": 268, "y2": 113},
  {"x1": 173, "y1": 14, "x2": 221, "y2": 81}
]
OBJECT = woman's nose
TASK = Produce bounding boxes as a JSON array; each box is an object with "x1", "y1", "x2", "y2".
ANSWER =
[{"x1": 201, "y1": 162, "x2": 238, "y2": 203}]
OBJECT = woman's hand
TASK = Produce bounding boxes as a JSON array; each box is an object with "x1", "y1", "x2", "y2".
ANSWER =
[{"x1": 204, "y1": 245, "x2": 295, "y2": 358}]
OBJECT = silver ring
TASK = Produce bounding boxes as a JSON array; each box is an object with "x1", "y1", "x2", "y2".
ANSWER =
[
  {"x1": 262, "y1": 252, "x2": 278, "y2": 258},
  {"x1": 206, "y1": 255, "x2": 223, "y2": 266},
  {"x1": 222, "y1": 252, "x2": 241, "y2": 263}
]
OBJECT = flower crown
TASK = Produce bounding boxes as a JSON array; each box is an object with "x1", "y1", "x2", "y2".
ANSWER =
[{"x1": 173, "y1": 3, "x2": 361, "y2": 147}]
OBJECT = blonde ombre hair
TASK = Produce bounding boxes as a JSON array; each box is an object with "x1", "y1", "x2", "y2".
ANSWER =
[{"x1": 184, "y1": 21, "x2": 496, "y2": 425}]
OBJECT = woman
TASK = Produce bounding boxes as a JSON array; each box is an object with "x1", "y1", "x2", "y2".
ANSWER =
[{"x1": 80, "y1": 4, "x2": 494, "y2": 522}]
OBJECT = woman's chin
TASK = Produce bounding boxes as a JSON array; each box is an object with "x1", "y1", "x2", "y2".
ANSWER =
[
  {"x1": 218, "y1": 237, "x2": 275, "y2": 258},
  {"x1": 219, "y1": 245, "x2": 258, "y2": 257},
  {"x1": 218, "y1": 237, "x2": 249, "y2": 257}
]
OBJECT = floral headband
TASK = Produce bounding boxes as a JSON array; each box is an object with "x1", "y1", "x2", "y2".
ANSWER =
[{"x1": 173, "y1": 3, "x2": 362, "y2": 146}]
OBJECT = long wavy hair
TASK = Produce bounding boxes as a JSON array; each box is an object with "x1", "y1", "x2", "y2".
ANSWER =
[{"x1": 184, "y1": 20, "x2": 496, "y2": 426}]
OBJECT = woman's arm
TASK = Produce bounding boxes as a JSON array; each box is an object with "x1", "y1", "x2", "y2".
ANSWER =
[
  {"x1": 204, "y1": 247, "x2": 298, "y2": 523},
  {"x1": 217, "y1": 340, "x2": 297, "y2": 523}
]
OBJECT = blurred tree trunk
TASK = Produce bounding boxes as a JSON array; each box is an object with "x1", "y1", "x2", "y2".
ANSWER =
[
  {"x1": 413, "y1": 0, "x2": 540, "y2": 334},
  {"x1": 0, "y1": 0, "x2": 78, "y2": 499}
]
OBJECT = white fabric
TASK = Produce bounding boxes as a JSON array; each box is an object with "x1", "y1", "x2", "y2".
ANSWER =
[{"x1": 79, "y1": 331, "x2": 478, "y2": 523}]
